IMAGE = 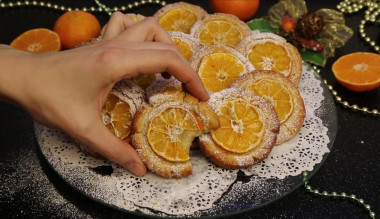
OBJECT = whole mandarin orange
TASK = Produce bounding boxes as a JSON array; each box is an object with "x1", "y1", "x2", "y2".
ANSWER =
[
  {"x1": 209, "y1": 0, "x2": 260, "y2": 21},
  {"x1": 54, "y1": 10, "x2": 101, "y2": 49}
]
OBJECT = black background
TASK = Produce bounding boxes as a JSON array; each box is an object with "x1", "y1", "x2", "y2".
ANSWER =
[{"x1": 0, "y1": 0, "x2": 379, "y2": 218}]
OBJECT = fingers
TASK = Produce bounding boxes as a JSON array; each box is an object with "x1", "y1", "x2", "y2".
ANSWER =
[
  {"x1": 102, "y1": 12, "x2": 136, "y2": 40},
  {"x1": 109, "y1": 48, "x2": 209, "y2": 101},
  {"x1": 114, "y1": 17, "x2": 173, "y2": 43},
  {"x1": 78, "y1": 119, "x2": 147, "y2": 176},
  {"x1": 102, "y1": 13, "x2": 172, "y2": 44}
]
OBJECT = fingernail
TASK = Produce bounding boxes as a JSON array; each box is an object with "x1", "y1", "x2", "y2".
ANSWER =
[{"x1": 125, "y1": 162, "x2": 146, "y2": 177}]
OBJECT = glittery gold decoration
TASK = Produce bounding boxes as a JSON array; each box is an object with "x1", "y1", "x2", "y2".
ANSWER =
[
  {"x1": 337, "y1": 0, "x2": 380, "y2": 53},
  {"x1": 303, "y1": 171, "x2": 376, "y2": 219},
  {"x1": 266, "y1": 0, "x2": 354, "y2": 66}
]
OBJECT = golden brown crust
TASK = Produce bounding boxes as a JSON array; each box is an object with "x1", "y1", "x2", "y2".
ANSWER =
[
  {"x1": 131, "y1": 91, "x2": 220, "y2": 178},
  {"x1": 236, "y1": 33, "x2": 303, "y2": 86},
  {"x1": 232, "y1": 70, "x2": 306, "y2": 145},
  {"x1": 199, "y1": 88, "x2": 280, "y2": 169}
]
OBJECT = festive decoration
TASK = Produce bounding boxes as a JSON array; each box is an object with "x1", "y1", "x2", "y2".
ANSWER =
[
  {"x1": 0, "y1": 0, "x2": 166, "y2": 15},
  {"x1": 337, "y1": 0, "x2": 380, "y2": 54},
  {"x1": 303, "y1": 171, "x2": 376, "y2": 219},
  {"x1": 0, "y1": 1, "x2": 378, "y2": 218},
  {"x1": 248, "y1": 0, "x2": 353, "y2": 66}
]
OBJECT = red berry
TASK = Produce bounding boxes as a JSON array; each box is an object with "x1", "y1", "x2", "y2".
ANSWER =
[{"x1": 281, "y1": 16, "x2": 296, "y2": 33}]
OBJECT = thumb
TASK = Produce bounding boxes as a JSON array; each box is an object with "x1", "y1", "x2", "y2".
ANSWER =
[{"x1": 78, "y1": 120, "x2": 147, "y2": 176}]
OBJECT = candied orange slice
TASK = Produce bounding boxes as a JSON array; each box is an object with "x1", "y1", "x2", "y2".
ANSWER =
[
  {"x1": 169, "y1": 31, "x2": 202, "y2": 61},
  {"x1": 236, "y1": 33, "x2": 302, "y2": 86},
  {"x1": 103, "y1": 93, "x2": 132, "y2": 140},
  {"x1": 132, "y1": 91, "x2": 220, "y2": 178},
  {"x1": 198, "y1": 88, "x2": 279, "y2": 169},
  {"x1": 232, "y1": 71, "x2": 305, "y2": 145},
  {"x1": 200, "y1": 53, "x2": 245, "y2": 92},
  {"x1": 159, "y1": 9, "x2": 197, "y2": 33},
  {"x1": 102, "y1": 80, "x2": 145, "y2": 141},
  {"x1": 190, "y1": 45, "x2": 254, "y2": 93},
  {"x1": 248, "y1": 42, "x2": 291, "y2": 77},
  {"x1": 211, "y1": 99, "x2": 264, "y2": 153},
  {"x1": 154, "y1": 2, "x2": 207, "y2": 34},
  {"x1": 147, "y1": 106, "x2": 203, "y2": 162},
  {"x1": 10, "y1": 28, "x2": 61, "y2": 53},
  {"x1": 246, "y1": 79, "x2": 293, "y2": 124},
  {"x1": 191, "y1": 13, "x2": 251, "y2": 47},
  {"x1": 172, "y1": 37, "x2": 193, "y2": 60}
]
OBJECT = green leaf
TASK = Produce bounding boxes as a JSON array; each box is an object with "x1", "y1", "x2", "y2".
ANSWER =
[
  {"x1": 299, "y1": 49, "x2": 326, "y2": 67},
  {"x1": 247, "y1": 19, "x2": 275, "y2": 33}
]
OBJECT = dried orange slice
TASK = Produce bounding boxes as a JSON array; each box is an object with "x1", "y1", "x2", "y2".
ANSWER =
[
  {"x1": 10, "y1": 28, "x2": 61, "y2": 53},
  {"x1": 190, "y1": 45, "x2": 254, "y2": 93},
  {"x1": 211, "y1": 99, "x2": 265, "y2": 153},
  {"x1": 332, "y1": 52, "x2": 380, "y2": 92},
  {"x1": 103, "y1": 94, "x2": 132, "y2": 139},
  {"x1": 248, "y1": 79, "x2": 293, "y2": 123},
  {"x1": 232, "y1": 70, "x2": 305, "y2": 145},
  {"x1": 169, "y1": 31, "x2": 202, "y2": 60},
  {"x1": 132, "y1": 91, "x2": 220, "y2": 178},
  {"x1": 199, "y1": 88, "x2": 279, "y2": 168},
  {"x1": 236, "y1": 33, "x2": 302, "y2": 86},
  {"x1": 190, "y1": 13, "x2": 251, "y2": 47},
  {"x1": 102, "y1": 80, "x2": 146, "y2": 141},
  {"x1": 147, "y1": 105, "x2": 203, "y2": 162},
  {"x1": 154, "y1": 2, "x2": 207, "y2": 34}
]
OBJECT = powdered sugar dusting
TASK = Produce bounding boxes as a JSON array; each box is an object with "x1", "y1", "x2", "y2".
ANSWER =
[
  {"x1": 0, "y1": 146, "x2": 88, "y2": 218},
  {"x1": 111, "y1": 79, "x2": 146, "y2": 116},
  {"x1": 145, "y1": 77, "x2": 182, "y2": 98},
  {"x1": 34, "y1": 63, "x2": 331, "y2": 216}
]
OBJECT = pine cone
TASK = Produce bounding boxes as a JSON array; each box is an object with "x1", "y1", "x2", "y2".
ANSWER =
[{"x1": 296, "y1": 12, "x2": 324, "y2": 39}]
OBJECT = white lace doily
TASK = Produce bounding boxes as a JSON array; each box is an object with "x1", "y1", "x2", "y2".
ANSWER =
[{"x1": 35, "y1": 63, "x2": 331, "y2": 216}]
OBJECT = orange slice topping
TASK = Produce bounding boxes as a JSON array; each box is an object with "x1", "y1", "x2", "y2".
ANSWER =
[
  {"x1": 199, "y1": 52, "x2": 245, "y2": 92},
  {"x1": 103, "y1": 93, "x2": 132, "y2": 140},
  {"x1": 246, "y1": 79, "x2": 293, "y2": 124},
  {"x1": 147, "y1": 106, "x2": 203, "y2": 162},
  {"x1": 211, "y1": 99, "x2": 264, "y2": 153}
]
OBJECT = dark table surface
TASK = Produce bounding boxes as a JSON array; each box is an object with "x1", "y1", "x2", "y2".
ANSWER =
[{"x1": 0, "y1": 0, "x2": 379, "y2": 218}]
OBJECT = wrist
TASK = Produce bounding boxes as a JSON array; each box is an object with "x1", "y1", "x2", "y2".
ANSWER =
[{"x1": 0, "y1": 45, "x2": 34, "y2": 106}]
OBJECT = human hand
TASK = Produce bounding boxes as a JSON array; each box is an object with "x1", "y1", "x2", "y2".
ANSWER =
[{"x1": 0, "y1": 12, "x2": 209, "y2": 176}]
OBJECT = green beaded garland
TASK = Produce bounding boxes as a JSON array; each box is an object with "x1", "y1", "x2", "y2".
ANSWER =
[
  {"x1": 0, "y1": 0, "x2": 166, "y2": 14},
  {"x1": 304, "y1": 180, "x2": 376, "y2": 219}
]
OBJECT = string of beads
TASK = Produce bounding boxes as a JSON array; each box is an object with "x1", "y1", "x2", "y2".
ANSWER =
[
  {"x1": 337, "y1": 0, "x2": 380, "y2": 53},
  {"x1": 303, "y1": 171, "x2": 375, "y2": 219},
  {"x1": 0, "y1": 0, "x2": 166, "y2": 14}
]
